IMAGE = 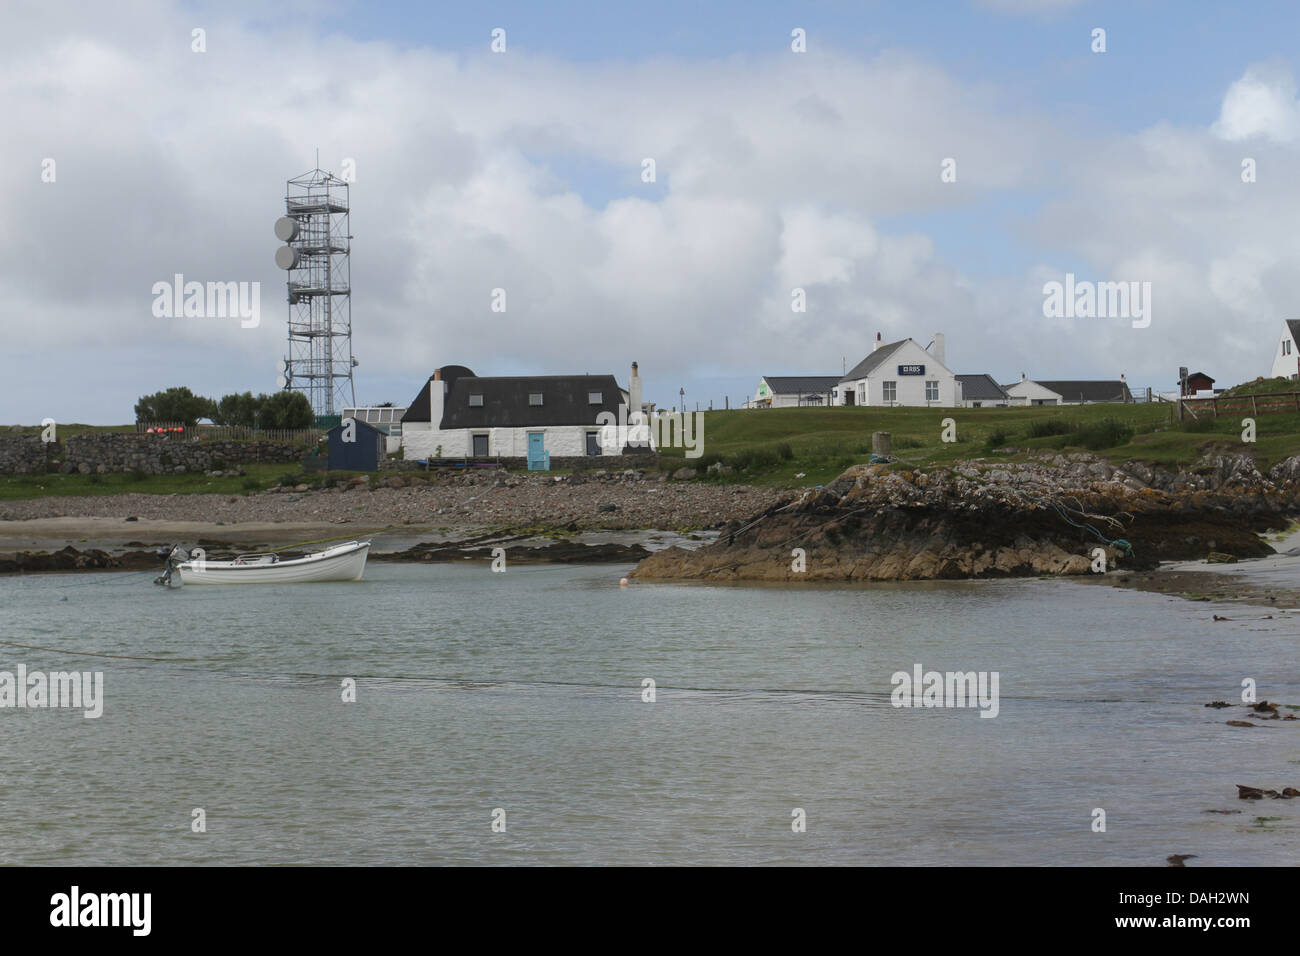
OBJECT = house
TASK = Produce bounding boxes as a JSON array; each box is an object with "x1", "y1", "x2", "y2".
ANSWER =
[
  {"x1": 327, "y1": 418, "x2": 386, "y2": 472},
  {"x1": 341, "y1": 405, "x2": 407, "y2": 453},
  {"x1": 1181, "y1": 372, "x2": 1215, "y2": 396},
  {"x1": 1269, "y1": 320, "x2": 1300, "y2": 380},
  {"x1": 836, "y1": 333, "x2": 958, "y2": 407},
  {"x1": 753, "y1": 376, "x2": 842, "y2": 407},
  {"x1": 400, "y1": 364, "x2": 635, "y2": 461},
  {"x1": 1002, "y1": 376, "x2": 1133, "y2": 405},
  {"x1": 954, "y1": 374, "x2": 1010, "y2": 408}
]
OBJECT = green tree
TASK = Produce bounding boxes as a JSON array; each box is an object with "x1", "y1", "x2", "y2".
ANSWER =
[
  {"x1": 134, "y1": 387, "x2": 216, "y2": 425},
  {"x1": 213, "y1": 391, "x2": 261, "y2": 427},
  {"x1": 258, "y1": 390, "x2": 314, "y2": 429}
]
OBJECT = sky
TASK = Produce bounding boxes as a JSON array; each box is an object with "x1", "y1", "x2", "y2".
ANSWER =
[{"x1": 5, "y1": 0, "x2": 1300, "y2": 422}]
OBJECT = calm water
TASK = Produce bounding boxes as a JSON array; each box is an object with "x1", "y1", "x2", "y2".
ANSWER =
[{"x1": 1, "y1": 563, "x2": 1298, "y2": 866}]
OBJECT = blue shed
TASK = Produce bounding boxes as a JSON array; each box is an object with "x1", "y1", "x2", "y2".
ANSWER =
[{"x1": 327, "y1": 418, "x2": 386, "y2": 472}]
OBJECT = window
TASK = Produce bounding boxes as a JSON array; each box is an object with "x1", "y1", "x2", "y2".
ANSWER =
[
  {"x1": 586, "y1": 431, "x2": 601, "y2": 456},
  {"x1": 588, "y1": 391, "x2": 603, "y2": 404},
  {"x1": 925, "y1": 380, "x2": 939, "y2": 402},
  {"x1": 972, "y1": 402, "x2": 982, "y2": 408},
  {"x1": 472, "y1": 434, "x2": 489, "y2": 456},
  {"x1": 883, "y1": 381, "x2": 897, "y2": 403},
  {"x1": 529, "y1": 393, "x2": 543, "y2": 406},
  {"x1": 469, "y1": 394, "x2": 484, "y2": 407},
  {"x1": 1286, "y1": 340, "x2": 1293, "y2": 356}
]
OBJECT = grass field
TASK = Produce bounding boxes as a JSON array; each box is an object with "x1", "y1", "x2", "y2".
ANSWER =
[
  {"x1": 655, "y1": 403, "x2": 1300, "y2": 485},
  {"x1": 0, "y1": 464, "x2": 312, "y2": 501}
]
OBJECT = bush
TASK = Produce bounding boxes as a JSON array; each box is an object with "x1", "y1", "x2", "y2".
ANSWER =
[
  {"x1": 776, "y1": 442, "x2": 794, "y2": 460},
  {"x1": 241, "y1": 477, "x2": 262, "y2": 492},
  {"x1": 984, "y1": 429, "x2": 1008, "y2": 451},
  {"x1": 1027, "y1": 419, "x2": 1074, "y2": 438},
  {"x1": 1073, "y1": 418, "x2": 1134, "y2": 450}
]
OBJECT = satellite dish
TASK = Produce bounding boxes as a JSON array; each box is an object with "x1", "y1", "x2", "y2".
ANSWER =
[
  {"x1": 274, "y1": 216, "x2": 299, "y2": 241},
  {"x1": 275, "y1": 245, "x2": 299, "y2": 270}
]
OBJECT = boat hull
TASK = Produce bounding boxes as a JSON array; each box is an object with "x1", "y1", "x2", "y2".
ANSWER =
[{"x1": 175, "y1": 542, "x2": 370, "y2": 585}]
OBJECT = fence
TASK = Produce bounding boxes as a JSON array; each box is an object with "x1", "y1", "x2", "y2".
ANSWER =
[
  {"x1": 136, "y1": 422, "x2": 323, "y2": 444},
  {"x1": 1179, "y1": 391, "x2": 1300, "y2": 420}
]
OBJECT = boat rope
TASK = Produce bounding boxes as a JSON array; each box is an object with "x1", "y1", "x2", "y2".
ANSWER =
[{"x1": 0, "y1": 638, "x2": 221, "y2": 663}]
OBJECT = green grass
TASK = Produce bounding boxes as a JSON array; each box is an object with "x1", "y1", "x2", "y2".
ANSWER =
[
  {"x1": 654, "y1": 404, "x2": 1300, "y2": 485},
  {"x1": 0, "y1": 464, "x2": 295, "y2": 500}
]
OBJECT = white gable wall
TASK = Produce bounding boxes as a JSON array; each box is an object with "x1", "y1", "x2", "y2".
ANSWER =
[
  {"x1": 1270, "y1": 323, "x2": 1300, "y2": 379},
  {"x1": 1004, "y1": 380, "x2": 1063, "y2": 405},
  {"x1": 838, "y1": 339, "x2": 957, "y2": 407}
]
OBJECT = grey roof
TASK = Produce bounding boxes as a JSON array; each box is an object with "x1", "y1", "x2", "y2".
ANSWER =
[
  {"x1": 1287, "y1": 320, "x2": 1300, "y2": 343},
  {"x1": 1035, "y1": 380, "x2": 1133, "y2": 403},
  {"x1": 839, "y1": 340, "x2": 909, "y2": 383},
  {"x1": 401, "y1": 366, "x2": 477, "y2": 423},
  {"x1": 955, "y1": 374, "x2": 1008, "y2": 401},
  {"x1": 440, "y1": 374, "x2": 625, "y2": 429},
  {"x1": 762, "y1": 375, "x2": 842, "y2": 394}
]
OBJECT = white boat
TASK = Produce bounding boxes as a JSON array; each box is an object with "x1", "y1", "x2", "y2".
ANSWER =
[{"x1": 156, "y1": 541, "x2": 370, "y2": 586}]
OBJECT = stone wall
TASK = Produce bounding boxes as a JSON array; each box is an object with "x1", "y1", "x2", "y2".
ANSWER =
[
  {"x1": 378, "y1": 453, "x2": 660, "y2": 472},
  {"x1": 0, "y1": 435, "x2": 57, "y2": 474},
  {"x1": 0, "y1": 433, "x2": 305, "y2": 475}
]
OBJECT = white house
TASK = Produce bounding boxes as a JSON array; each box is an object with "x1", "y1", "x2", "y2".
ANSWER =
[
  {"x1": 400, "y1": 363, "x2": 638, "y2": 460},
  {"x1": 752, "y1": 375, "x2": 841, "y2": 407},
  {"x1": 954, "y1": 374, "x2": 1010, "y2": 408},
  {"x1": 836, "y1": 333, "x2": 958, "y2": 407},
  {"x1": 1002, "y1": 376, "x2": 1132, "y2": 405},
  {"x1": 1269, "y1": 320, "x2": 1300, "y2": 380}
]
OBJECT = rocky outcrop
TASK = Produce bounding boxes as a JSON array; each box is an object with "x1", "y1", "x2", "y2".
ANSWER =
[{"x1": 632, "y1": 453, "x2": 1300, "y2": 582}]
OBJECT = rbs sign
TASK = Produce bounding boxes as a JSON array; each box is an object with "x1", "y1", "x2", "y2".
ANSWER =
[{"x1": 898, "y1": 364, "x2": 925, "y2": 375}]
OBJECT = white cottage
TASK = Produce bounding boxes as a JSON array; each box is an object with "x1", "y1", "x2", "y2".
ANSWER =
[
  {"x1": 1002, "y1": 376, "x2": 1132, "y2": 405},
  {"x1": 1269, "y1": 320, "x2": 1300, "y2": 380},
  {"x1": 400, "y1": 364, "x2": 637, "y2": 460},
  {"x1": 836, "y1": 333, "x2": 957, "y2": 407}
]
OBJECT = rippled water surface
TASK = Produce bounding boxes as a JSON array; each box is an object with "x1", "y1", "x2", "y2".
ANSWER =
[{"x1": 1, "y1": 563, "x2": 1297, "y2": 865}]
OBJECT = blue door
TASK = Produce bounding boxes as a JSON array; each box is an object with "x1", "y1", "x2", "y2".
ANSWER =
[{"x1": 527, "y1": 432, "x2": 549, "y2": 470}]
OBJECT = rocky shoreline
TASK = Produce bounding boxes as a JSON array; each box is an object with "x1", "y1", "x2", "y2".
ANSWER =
[{"x1": 633, "y1": 453, "x2": 1300, "y2": 583}]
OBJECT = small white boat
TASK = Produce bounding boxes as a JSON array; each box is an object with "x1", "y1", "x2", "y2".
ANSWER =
[{"x1": 155, "y1": 541, "x2": 370, "y2": 586}]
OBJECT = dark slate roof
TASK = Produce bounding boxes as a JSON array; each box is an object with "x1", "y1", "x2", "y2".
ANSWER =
[
  {"x1": 955, "y1": 374, "x2": 1008, "y2": 401},
  {"x1": 401, "y1": 366, "x2": 477, "y2": 423},
  {"x1": 1036, "y1": 380, "x2": 1133, "y2": 403},
  {"x1": 441, "y1": 375, "x2": 625, "y2": 429},
  {"x1": 839, "y1": 340, "x2": 909, "y2": 384},
  {"x1": 1287, "y1": 320, "x2": 1300, "y2": 343},
  {"x1": 762, "y1": 376, "x2": 842, "y2": 394}
]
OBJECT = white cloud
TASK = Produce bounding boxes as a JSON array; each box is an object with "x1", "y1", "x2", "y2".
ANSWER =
[{"x1": 1213, "y1": 62, "x2": 1300, "y2": 143}]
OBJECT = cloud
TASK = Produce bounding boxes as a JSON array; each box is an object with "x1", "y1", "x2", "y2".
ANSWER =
[{"x1": 1212, "y1": 62, "x2": 1300, "y2": 143}]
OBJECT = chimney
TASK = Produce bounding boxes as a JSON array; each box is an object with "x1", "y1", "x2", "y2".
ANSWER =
[
  {"x1": 433, "y1": 368, "x2": 441, "y2": 381},
  {"x1": 932, "y1": 332, "x2": 945, "y2": 367},
  {"x1": 629, "y1": 361, "x2": 643, "y2": 418},
  {"x1": 1021, "y1": 372, "x2": 1026, "y2": 382},
  {"x1": 429, "y1": 368, "x2": 446, "y2": 425},
  {"x1": 873, "y1": 332, "x2": 882, "y2": 351}
]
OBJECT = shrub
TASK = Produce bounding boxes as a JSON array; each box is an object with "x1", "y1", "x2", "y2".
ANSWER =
[
  {"x1": 241, "y1": 477, "x2": 262, "y2": 492},
  {"x1": 1027, "y1": 419, "x2": 1073, "y2": 438},
  {"x1": 776, "y1": 442, "x2": 794, "y2": 460},
  {"x1": 984, "y1": 429, "x2": 1008, "y2": 451},
  {"x1": 1073, "y1": 418, "x2": 1134, "y2": 450}
]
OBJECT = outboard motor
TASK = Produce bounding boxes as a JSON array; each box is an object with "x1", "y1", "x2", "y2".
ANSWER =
[{"x1": 154, "y1": 545, "x2": 189, "y2": 587}]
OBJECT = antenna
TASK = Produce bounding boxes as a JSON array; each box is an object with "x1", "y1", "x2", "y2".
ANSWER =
[{"x1": 274, "y1": 166, "x2": 355, "y2": 418}]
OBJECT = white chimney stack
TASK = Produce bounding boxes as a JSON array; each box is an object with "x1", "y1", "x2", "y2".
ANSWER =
[
  {"x1": 629, "y1": 361, "x2": 643, "y2": 417},
  {"x1": 873, "y1": 332, "x2": 882, "y2": 351},
  {"x1": 932, "y1": 332, "x2": 945, "y2": 368}
]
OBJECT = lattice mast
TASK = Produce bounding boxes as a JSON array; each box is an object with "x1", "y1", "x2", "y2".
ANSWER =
[{"x1": 274, "y1": 168, "x2": 355, "y2": 416}]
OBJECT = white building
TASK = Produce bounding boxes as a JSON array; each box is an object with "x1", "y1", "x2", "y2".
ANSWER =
[
  {"x1": 835, "y1": 333, "x2": 957, "y2": 407},
  {"x1": 1002, "y1": 376, "x2": 1132, "y2": 405},
  {"x1": 1269, "y1": 320, "x2": 1300, "y2": 380},
  {"x1": 400, "y1": 363, "x2": 637, "y2": 461},
  {"x1": 752, "y1": 376, "x2": 841, "y2": 407},
  {"x1": 954, "y1": 374, "x2": 1010, "y2": 408}
]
